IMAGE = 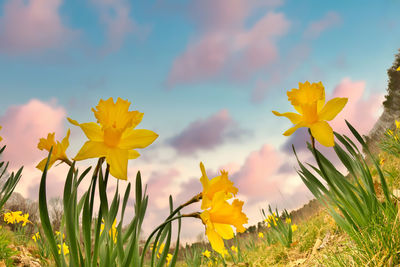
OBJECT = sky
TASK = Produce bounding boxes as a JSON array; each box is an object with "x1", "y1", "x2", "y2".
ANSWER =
[{"x1": 0, "y1": 0, "x2": 399, "y2": 242}]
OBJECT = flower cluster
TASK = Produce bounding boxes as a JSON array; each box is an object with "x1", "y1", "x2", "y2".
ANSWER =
[
  {"x1": 58, "y1": 243, "x2": 69, "y2": 255},
  {"x1": 264, "y1": 213, "x2": 278, "y2": 228},
  {"x1": 198, "y1": 162, "x2": 248, "y2": 256},
  {"x1": 273, "y1": 81, "x2": 347, "y2": 147},
  {"x1": 3, "y1": 211, "x2": 31, "y2": 226}
]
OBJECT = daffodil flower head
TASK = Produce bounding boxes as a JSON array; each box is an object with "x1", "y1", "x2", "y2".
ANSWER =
[
  {"x1": 291, "y1": 224, "x2": 298, "y2": 232},
  {"x1": 200, "y1": 191, "x2": 248, "y2": 256},
  {"x1": 273, "y1": 81, "x2": 348, "y2": 147},
  {"x1": 396, "y1": 120, "x2": 400, "y2": 129},
  {"x1": 285, "y1": 217, "x2": 292, "y2": 224},
  {"x1": 68, "y1": 97, "x2": 158, "y2": 180},
  {"x1": 32, "y1": 232, "x2": 40, "y2": 242},
  {"x1": 231, "y1": 245, "x2": 238, "y2": 253},
  {"x1": 166, "y1": 253, "x2": 173, "y2": 265},
  {"x1": 258, "y1": 232, "x2": 264, "y2": 238},
  {"x1": 199, "y1": 162, "x2": 238, "y2": 210},
  {"x1": 397, "y1": 66, "x2": 400, "y2": 71},
  {"x1": 202, "y1": 250, "x2": 211, "y2": 258},
  {"x1": 36, "y1": 130, "x2": 70, "y2": 171},
  {"x1": 58, "y1": 243, "x2": 69, "y2": 255}
]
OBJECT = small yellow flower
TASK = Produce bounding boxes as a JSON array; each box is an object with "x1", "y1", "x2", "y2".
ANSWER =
[
  {"x1": 231, "y1": 245, "x2": 238, "y2": 253},
  {"x1": 267, "y1": 223, "x2": 271, "y2": 228},
  {"x1": 273, "y1": 81, "x2": 348, "y2": 147},
  {"x1": 258, "y1": 232, "x2": 264, "y2": 238},
  {"x1": 68, "y1": 97, "x2": 158, "y2": 180},
  {"x1": 285, "y1": 218, "x2": 292, "y2": 224},
  {"x1": 32, "y1": 232, "x2": 40, "y2": 242},
  {"x1": 199, "y1": 162, "x2": 238, "y2": 210},
  {"x1": 200, "y1": 192, "x2": 248, "y2": 256},
  {"x1": 379, "y1": 157, "x2": 385, "y2": 166},
  {"x1": 166, "y1": 253, "x2": 173, "y2": 265},
  {"x1": 58, "y1": 243, "x2": 69, "y2": 255},
  {"x1": 397, "y1": 66, "x2": 400, "y2": 71},
  {"x1": 291, "y1": 224, "x2": 298, "y2": 232},
  {"x1": 20, "y1": 213, "x2": 31, "y2": 226},
  {"x1": 4, "y1": 211, "x2": 22, "y2": 224},
  {"x1": 55, "y1": 231, "x2": 65, "y2": 239},
  {"x1": 100, "y1": 219, "x2": 118, "y2": 243},
  {"x1": 36, "y1": 130, "x2": 70, "y2": 171},
  {"x1": 202, "y1": 249, "x2": 211, "y2": 258}
]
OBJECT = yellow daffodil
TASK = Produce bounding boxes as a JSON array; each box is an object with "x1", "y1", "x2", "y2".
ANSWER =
[
  {"x1": 379, "y1": 157, "x2": 385, "y2": 166},
  {"x1": 68, "y1": 97, "x2": 158, "y2": 180},
  {"x1": 166, "y1": 253, "x2": 173, "y2": 265},
  {"x1": 285, "y1": 218, "x2": 292, "y2": 224},
  {"x1": 273, "y1": 81, "x2": 348, "y2": 147},
  {"x1": 396, "y1": 120, "x2": 400, "y2": 129},
  {"x1": 397, "y1": 66, "x2": 400, "y2": 71},
  {"x1": 258, "y1": 232, "x2": 264, "y2": 238},
  {"x1": 231, "y1": 245, "x2": 238, "y2": 253},
  {"x1": 4, "y1": 211, "x2": 22, "y2": 224},
  {"x1": 20, "y1": 213, "x2": 31, "y2": 226},
  {"x1": 202, "y1": 250, "x2": 211, "y2": 258},
  {"x1": 291, "y1": 224, "x2": 298, "y2": 232},
  {"x1": 58, "y1": 243, "x2": 69, "y2": 255},
  {"x1": 100, "y1": 219, "x2": 118, "y2": 243},
  {"x1": 32, "y1": 232, "x2": 40, "y2": 242},
  {"x1": 36, "y1": 130, "x2": 70, "y2": 171},
  {"x1": 55, "y1": 231, "x2": 65, "y2": 239},
  {"x1": 267, "y1": 223, "x2": 271, "y2": 228},
  {"x1": 199, "y1": 162, "x2": 238, "y2": 210},
  {"x1": 200, "y1": 191, "x2": 248, "y2": 256}
]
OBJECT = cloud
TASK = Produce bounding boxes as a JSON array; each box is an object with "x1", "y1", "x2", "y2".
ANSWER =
[
  {"x1": 303, "y1": 12, "x2": 341, "y2": 39},
  {"x1": 90, "y1": 0, "x2": 147, "y2": 54},
  {"x1": 168, "y1": 110, "x2": 245, "y2": 155},
  {"x1": 251, "y1": 12, "x2": 341, "y2": 103},
  {"x1": 0, "y1": 0, "x2": 78, "y2": 54},
  {"x1": 0, "y1": 99, "x2": 67, "y2": 168},
  {"x1": 281, "y1": 78, "x2": 383, "y2": 153},
  {"x1": 146, "y1": 168, "x2": 180, "y2": 209},
  {"x1": 166, "y1": 0, "x2": 289, "y2": 87}
]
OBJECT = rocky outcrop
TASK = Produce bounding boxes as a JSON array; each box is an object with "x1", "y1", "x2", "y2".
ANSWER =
[{"x1": 367, "y1": 49, "x2": 400, "y2": 152}]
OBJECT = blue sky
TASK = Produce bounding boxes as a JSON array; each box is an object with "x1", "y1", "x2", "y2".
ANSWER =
[{"x1": 0, "y1": 0, "x2": 399, "y2": 240}]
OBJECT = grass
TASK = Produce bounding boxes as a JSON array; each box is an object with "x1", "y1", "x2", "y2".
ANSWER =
[{"x1": 1, "y1": 144, "x2": 400, "y2": 266}]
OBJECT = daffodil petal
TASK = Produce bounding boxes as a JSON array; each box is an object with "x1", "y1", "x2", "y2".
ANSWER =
[
  {"x1": 119, "y1": 129, "x2": 158, "y2": 149},
  {"x1": 79, "y1": 122, "x2": 104, "y2": 142},
  {"x1": 214, "y1": 223, "x2": 234, "y2": 240},
  {"x1": 310, "y1": 121, "x2": 334, "y2": 147},
  {"x1": 128, "y1": 150, "x2": 140, "y2": 159},
  {"x1": 61, "y1": 129, "x2": 70, "y2": 151},
  {"x1": 36, "y1": 156, "x2": 57, "y2": 171},
  {"x1": 74, "y1": 141, "x2": 108, "y2": 161},
  {"x1": 206, "y1": 227, "x2": 226, "y2": 256},
  {"x1": 318, "y1": 97, "x2": 348, "y2": 121},
  {"x1": 272, "y1": 111, "x2": 302, "y2": 124},
  {"x1": 106, "y1": 148, "x2": 129, "y2": 180},
  {"x1": 283, "y1": 123, "x2": 304, "y2": 136}
]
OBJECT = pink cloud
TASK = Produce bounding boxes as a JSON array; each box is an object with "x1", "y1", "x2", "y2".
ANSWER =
[
  {"x1": 146, "y1": 168, "x2": 180, "y2": 209},
  {"x1": 166, "y1": 0, "x2": 289, "y2": 87},
  {"x1": 91, "y1": 0, "x2": 146, "y2": 54},
  {"x1": 304, "y1": 12, "x2": 341, "y2": 39},
  {"x1": 169, "y1": 110, "x2": 245, "y2": 155},
  {"x1": 0, "y1": 99, "x2": 66, "y2": 168},
  {"x1": 233, "y1": 145, "x2": 283, "y2": 200},
  {"x1": 251, "y1": 12, "x2": 341, "y2": 103},
  {"x1": 0, "y1": 0, "x2": 78, "y2": 54}
]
